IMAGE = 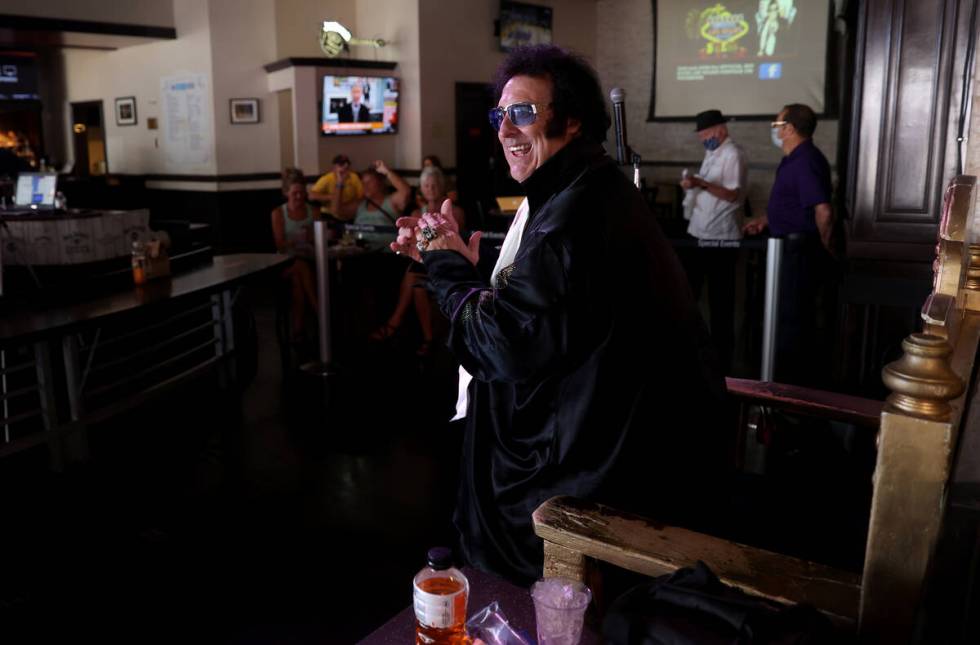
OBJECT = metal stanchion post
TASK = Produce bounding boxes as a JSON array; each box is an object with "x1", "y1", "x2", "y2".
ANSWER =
[
  {"x1": 301, "y1": 220, "x2": 336, "y2": 377},
  {"x1": 761, "y1": 236, "x2": 783, "y2": 382},
  {"x1": 744, "y1": 236, "x2": 784, "y2": 475}
]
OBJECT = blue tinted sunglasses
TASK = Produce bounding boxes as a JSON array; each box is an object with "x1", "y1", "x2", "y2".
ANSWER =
[{"x1": 488, "y1": 102, "x2": 549, "y2": 131}]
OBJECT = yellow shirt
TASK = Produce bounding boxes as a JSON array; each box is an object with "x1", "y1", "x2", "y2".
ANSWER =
[{"x1": 312, "y1": 171, "x2": 363, "y2": 216}]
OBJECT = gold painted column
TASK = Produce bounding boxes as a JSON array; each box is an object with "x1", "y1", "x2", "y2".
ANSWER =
[{"x1": 860, "y1": 333, "x2": 964, "y2": 643}]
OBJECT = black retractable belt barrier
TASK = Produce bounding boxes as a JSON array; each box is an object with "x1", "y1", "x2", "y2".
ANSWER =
[
  {"x1": 339, "y1": 222, "x2": 507, "y2": 244},
  {"x1": 333, "y1": 225, "x2": 780, "y2": 380}
]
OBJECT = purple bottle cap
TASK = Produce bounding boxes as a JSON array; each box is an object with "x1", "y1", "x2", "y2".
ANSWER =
[{"x1": 427, "y1": 546, "x2": 453, "y2": 570}]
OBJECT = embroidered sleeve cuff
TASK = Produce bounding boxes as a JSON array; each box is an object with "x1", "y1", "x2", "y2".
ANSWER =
[{"x1": 423, "y1": 250, "x2": 487, "y2": 319}]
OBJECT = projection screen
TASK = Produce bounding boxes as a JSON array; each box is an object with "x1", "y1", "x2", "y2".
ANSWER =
[{"x1": 650, "y1": 0, "x2": 832, "y2": 119}]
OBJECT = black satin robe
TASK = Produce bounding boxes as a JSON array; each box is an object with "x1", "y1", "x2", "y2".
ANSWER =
[{"x1": 423, "y1": 139, "x2": 728, "y2": 583}]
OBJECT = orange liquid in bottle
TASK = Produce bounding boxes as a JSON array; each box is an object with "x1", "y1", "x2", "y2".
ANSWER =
[{"x1": 414, "y1": 576, "x2": 469, "y2": 645}]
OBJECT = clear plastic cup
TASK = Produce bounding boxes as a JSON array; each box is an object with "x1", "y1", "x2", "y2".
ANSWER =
[{"x1": 530, "y1": 577, "x2": 592, "y2": 645}]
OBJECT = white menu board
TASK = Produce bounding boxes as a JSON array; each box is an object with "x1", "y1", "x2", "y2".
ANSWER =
[{"x1": 160, "y1": 73, "x2": 213, "y2": 169}]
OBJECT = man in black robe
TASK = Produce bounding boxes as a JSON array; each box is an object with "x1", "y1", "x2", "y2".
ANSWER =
[{"x1": 393, "y1": 46, "x2": 727, "y2": 583}]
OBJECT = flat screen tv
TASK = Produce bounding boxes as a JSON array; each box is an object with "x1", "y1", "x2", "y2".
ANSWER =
[
  {"x1": 649, "y1": 0, "x2": 832, "y2": 119},
  {"x1": 0, "y1": 52, "x2": 40, "y2": 101},
  {"x1": 321, "y1": 75, "x2": 398, "y2": 135}
]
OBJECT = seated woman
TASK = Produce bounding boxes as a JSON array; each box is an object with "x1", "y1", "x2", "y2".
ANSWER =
[
  {"x1": 271, "y1": 168, "x2": 319, "y2": 341},
  {"x1": 372, "y1": 166, "x2": 465, "y2": 357},
  {"x1": 416, "y1": 154, "x2": 458, "y2": 209},
  {"x1": 349, "y1": 160, "x2": 412, "y2": 250}
]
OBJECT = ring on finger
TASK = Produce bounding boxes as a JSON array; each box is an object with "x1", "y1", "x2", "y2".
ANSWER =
[
  {"x1": 416, "y1": 240, "x2": 428, "y2": 253},
  {"x1": 421, "y1": 226, "x2": 438, "y2": 242}
]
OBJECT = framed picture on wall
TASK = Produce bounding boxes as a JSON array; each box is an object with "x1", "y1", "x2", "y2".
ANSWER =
[
  {"x1": 115, "y1": 96, "x2": 137, "y2": 126},
  {"x1": 499, "y1": 2, "x2": 552, "y2": 52},
  {"x1": 230, "y1": 98, "x2": 260, "y2": 124}
]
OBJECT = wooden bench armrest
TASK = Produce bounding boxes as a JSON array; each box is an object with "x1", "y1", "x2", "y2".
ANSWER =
[
  {"x1": 726, "y1": 377, "x2": 884, "y2": 428},
  {"x1": 533, "y1": 496, "x2": 861, "y2": 625}
]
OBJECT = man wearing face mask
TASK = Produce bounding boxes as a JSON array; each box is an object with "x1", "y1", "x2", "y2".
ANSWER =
[
  {"x1": 743, "y1": 103, "x2": 835, "y2": 386},
  {"x1": 679, "y1": 109, "x2": 747, "y2": 373}
]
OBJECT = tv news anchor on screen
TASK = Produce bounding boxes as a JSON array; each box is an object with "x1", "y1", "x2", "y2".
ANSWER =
[
  {"x1": 338, "y1": 82, "x2": 370, "y2": 123},
  {"x1": 321, "y1": 76, "x2": 398, "y2": 135}
]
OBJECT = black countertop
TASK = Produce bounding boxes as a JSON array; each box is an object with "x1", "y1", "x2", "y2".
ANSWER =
[
  {"x1": 0, "y1": 207, "x2": 108, "y2": 221},
  {"x1": 0, "y1": 253, "x2": 290, "y2": 344}
]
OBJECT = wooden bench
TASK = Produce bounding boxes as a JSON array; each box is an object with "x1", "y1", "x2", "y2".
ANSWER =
[{"x1": 534, "y1": 176, "x2": 980, "y2": 643}]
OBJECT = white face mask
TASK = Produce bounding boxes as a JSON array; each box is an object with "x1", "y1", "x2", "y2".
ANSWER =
[{"x1": 771, "y1": 127, "x2": 784, "y2": 149}]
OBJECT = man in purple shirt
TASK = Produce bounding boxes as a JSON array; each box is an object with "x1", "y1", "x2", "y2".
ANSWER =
[{"x1": 743, "y1": 103, "x2": 836, "y2": 386}]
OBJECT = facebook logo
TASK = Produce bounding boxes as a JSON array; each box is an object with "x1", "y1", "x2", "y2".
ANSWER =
[{"x1": 759, "y1": 63, "x2": 782, "y2": 79}]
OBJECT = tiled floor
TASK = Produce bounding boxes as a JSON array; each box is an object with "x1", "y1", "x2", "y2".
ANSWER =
[
  {"x1": 0, "y1": 277, "x2": 875, "y2": 644},
  {"x1": 1, "y1": 283, "x2": 464, "y2": 643}
]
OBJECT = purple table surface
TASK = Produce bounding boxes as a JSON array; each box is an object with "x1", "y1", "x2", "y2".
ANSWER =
[{"x1": 358, "y1": 567, "x2": 599, "y2": 644}]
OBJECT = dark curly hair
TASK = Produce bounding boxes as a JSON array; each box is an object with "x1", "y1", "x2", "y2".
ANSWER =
[{"x1": 492, "y1": 45, "x2": 611, "y2": 145}]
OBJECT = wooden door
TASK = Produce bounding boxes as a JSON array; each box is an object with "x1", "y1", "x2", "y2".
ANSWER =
[{"x1": 846, "y1": 0, "x2": 979, "y2": 260}]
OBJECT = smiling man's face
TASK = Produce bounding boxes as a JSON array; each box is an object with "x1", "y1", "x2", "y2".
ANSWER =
[{"x1": 497, "y1": 75, "x2": 578, "y2": 183}]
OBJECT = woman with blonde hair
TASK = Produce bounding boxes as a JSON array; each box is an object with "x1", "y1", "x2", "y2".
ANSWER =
[{"x1": 271, "y1": 168, "x2": 319, "y2": 341}]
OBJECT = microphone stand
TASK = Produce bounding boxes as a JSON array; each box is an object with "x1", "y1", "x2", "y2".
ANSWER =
[{"x1": 609, "y1": 88, "x2": 641, "y2": 189}]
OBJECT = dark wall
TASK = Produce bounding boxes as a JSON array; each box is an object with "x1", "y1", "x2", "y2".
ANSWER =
[
  {"x1": 59, "y1": 175, "x2": 283, "y2": 254},
  {"x1": 146, "y1": 187, "x2": 282, "y2": 254},
  {"x1": 36, "y1": 48, "x2": 67, "y2": 167}
]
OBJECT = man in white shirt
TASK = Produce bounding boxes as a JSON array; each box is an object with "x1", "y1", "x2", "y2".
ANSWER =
[{"x1": 679, "y1": 109, "x2": 747, "y2": 372}]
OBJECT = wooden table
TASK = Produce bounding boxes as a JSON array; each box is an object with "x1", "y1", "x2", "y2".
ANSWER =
[{"x1": 359, "y1": 567, "x2": 599, "y2": 644}]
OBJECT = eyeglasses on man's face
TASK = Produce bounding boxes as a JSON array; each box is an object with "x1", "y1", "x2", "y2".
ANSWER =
[
  {"x1": 488, "y1": 102, "x2": 549, "y2": 131},
  {"x1": 770, "y1": 120, "x2": 788, "y2": 129}
]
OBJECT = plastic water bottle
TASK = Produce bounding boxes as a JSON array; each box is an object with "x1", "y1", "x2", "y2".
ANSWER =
[{"x1": 413, "y1": 547, "x2": 469, "y2": 645}]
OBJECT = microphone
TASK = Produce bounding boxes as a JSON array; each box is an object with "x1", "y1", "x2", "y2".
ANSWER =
[{"x1": 610, "y1": 87, "x2": 629, "y2": 165}]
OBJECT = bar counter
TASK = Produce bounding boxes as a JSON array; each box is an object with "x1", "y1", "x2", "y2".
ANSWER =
[
  {"x1": 1, "y1": 208, "x2": 151, "y2": 266},
  {"x1": 1, "y1": 253, "x2": 289, "y2": 343},
  {"x1": 0, "y1": 253, "x2": 290, "y2": 466}
]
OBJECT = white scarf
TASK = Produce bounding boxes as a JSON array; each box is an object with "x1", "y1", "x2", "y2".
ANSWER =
[{"x1": 453, "y1": 198, "x2": 530, "y2": 421}]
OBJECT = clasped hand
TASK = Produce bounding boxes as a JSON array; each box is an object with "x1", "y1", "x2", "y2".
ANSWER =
[
  {"x1": 680, "y1": 176, "x2": 705, "y2": 190},
  {"x1": 390, "y1": 198, "x2": 482, "y2": 265}
]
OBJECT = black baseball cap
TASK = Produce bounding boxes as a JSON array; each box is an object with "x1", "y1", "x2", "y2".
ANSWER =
[{"x1": 694, "y1": 109, "x2": 728, "y2": 132}]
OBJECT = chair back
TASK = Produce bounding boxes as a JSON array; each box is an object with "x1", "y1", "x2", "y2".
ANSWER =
[{"x1": 533, "y1": 175, "x2": 980, "y2": 643}]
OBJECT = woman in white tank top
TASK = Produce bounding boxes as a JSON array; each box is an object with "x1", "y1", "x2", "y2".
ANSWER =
[{"x1": 271, "y1": 169, "x2": 319, "y2": 341}]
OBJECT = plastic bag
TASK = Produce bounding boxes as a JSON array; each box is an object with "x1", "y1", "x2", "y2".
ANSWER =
[{"x1": 466, "y1": 601, "x2": 532, "y2": 645}]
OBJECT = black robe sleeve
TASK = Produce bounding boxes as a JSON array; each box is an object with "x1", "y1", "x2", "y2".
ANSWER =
[{"x1": 422, "y1": 230, "x2": 574, "y2": 384}]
